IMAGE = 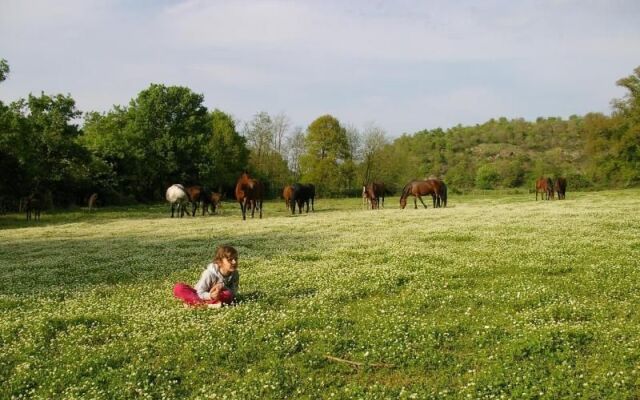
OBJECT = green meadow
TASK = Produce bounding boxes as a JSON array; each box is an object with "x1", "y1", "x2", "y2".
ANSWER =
[{"x1": 1, "y1": 190, "x2": 640, "y2": 399}]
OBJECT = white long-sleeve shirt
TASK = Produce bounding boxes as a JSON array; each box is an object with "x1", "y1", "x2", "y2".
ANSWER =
[{"x1": 194, "y1": 263, "x2": 239, "y2": 300}]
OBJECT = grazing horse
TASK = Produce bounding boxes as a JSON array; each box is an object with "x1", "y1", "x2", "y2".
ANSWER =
[
  {"x1": 235, "y1": 172, "x2": 264, "y2": 220},
  {"x1": 88, "y1": 193, "x2": 98, "y2": 212},
  {"x1": 554, "y1": 177, "x2": 567, "y2": 200},
  {"x1": 203, "y1": 192, "x2": 222, "y2": 214},
  {"x1": 24, "y1": 195, "x2": 41, "y2": 221},
  {"x1": 535, "y1": 177, "x2": 554, "y2": 200},
  {"x1": 364, "y1": 182, "x2": 385, "y2": 209},
  {"x1": 283, "y1": 185, "x2": 294, "y2": 211},
  {"x1": 399, "y1": 179, "x2": 442, "y2": 209},
  {"x1": 291, "y1": 183, "x2": 315, "y2": 214},
  {"x1": 166, "y1": 184, "x2": 190, "y2": 218}
]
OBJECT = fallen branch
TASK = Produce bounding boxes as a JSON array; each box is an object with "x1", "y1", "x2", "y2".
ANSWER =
[{"x1": 324, "y1": 354, "x2": 395, "y2": 369}]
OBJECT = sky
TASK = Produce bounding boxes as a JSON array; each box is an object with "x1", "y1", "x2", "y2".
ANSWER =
[{"x1": 1, "y1": 0, "x2": 639, "y2": 137}]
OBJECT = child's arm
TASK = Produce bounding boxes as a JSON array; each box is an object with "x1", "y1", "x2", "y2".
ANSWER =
[
  {"x1": 194, "y1": 269, "x2": 216, "y2": 300},
  {"x1": 209, "y1": 283, "x2": 223, "y2": 299}
]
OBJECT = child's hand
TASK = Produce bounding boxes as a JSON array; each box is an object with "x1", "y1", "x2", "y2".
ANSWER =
[{"x1": 209, "y1": 283, "x2": 223, "y2": 299}]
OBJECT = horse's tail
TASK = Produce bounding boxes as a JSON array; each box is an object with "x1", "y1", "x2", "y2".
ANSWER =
[{"x1": 440, "y1": 182, "x2": 448, "y2": 207}]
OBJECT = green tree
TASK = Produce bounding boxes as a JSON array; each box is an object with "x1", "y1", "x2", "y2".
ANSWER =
[
  {"x1": 0, "y1": 58, "x2": 9, "y2": 82},
  {"x1": 611, "y1": 66, "x2": 640, "y2": 186},
  {"x1": 199, "y1": 109, "x2": 249, "y2": 191},
  {"x1": 81, "y1": 84, "x2": 211, "y2": 201},
  {"x1": 300, "y1": 115, "x2": 351, "y2": 196}
]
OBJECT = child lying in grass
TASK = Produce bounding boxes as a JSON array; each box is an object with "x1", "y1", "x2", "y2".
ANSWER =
[{"x1": 173, "y1": 245, "x2": 239, "y2": 308}]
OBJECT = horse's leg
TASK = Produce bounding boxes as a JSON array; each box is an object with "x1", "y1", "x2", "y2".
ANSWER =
[
  {"x1": 239, "y1": 201, "x2": 245, "y2": 220},
  {"x1": 418, "y1": 196, "x2": 428, "y2": 208},
  {"x1": 414, "y1": 196, "x2": 418, "y2": 209},
  {"x1": 259, "y1": 200, "x2": 263, "y2": 219},
  {"x1": 311, "y1": 197, "x2": 314, "y2": 212}
]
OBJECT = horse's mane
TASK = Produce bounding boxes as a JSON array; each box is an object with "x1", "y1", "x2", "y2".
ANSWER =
[{"x1": 400, "y1": 182, "x2": 413, "y2": 199}]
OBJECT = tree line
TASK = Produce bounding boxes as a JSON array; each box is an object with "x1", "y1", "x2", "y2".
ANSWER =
[{"x1": 1, "y1": 59, "x2": 639, "y2": 210}]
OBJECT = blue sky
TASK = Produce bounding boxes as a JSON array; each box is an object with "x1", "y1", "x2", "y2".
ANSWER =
[{"x1": 1, "y1": 0, "x2": 639, "y2": 137}]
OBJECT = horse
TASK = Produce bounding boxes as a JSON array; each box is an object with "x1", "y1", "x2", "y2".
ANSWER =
[
  {"x1": 554, "y1": 177, "x2": 567, "y2": 200},
  {"x1": 437, "y1": 180, "x2": 448, "y2": 207},
  {"x1": 166, "y1": 184, "x2": 190, "y2": 218},
  {"x1": 364, "y1": 182, "x2": 385, "y2": 209},
  {"x1": 24, "y1": 195, "x2": 41, "y2": 221},
  {"x1": 235, "y1": 172, "x2": 264, "y2": 220},
  {"x1": 290, "y1": 183, "x2": 315, "y2": 214},
  {"x1": 399, "y1": 179, "x2": 442, "y2": 209},
  {"x1": 283, "y1": 185, "x2": 294, "y2": 211},
  {"x1": 361, "y1": 186, "x2": 371, "y2": 210},
  {"x1": 203, "y1": 192, "x2": 222, "y2": 214},
  {"x1": 185, "y1": 185, "x2": 207, "y2": 216},
  {"x1": 88, "y1": 193, "x2": 98, "y2": 212},
  {"x1": 535, "y1": 177, "x2": 554, "y2": 200}
]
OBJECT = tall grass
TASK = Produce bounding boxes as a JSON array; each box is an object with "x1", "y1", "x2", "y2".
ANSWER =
[{"x1": 1, "y1": 190, "x2": 640, "y2": 399}]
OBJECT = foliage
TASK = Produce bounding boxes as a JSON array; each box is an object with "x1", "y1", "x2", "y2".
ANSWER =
[
  {"x1": 81, "y1": 85, "x2": 243, "y2": 202},
  {"x1": 1, "y1": 190, "x2": 640, "y2": 398},
  {"x1": 0, "y1": 58, "x2": 9, "y2": 82},
  {"x1": 200, "y1": 109, "x2": 249, "y2": 192},
  {"x1": 300, "y1": 115, "x2": 352, "y2": 196},
  {"x1": 2, "y1": 65, "x2": 640, "y2": 210},
  {"x1": 0, "y1": 93, "x2": 90, "y2": 207}
]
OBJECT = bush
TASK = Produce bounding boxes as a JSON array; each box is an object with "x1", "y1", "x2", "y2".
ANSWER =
[{"x1": 475, "y1": 165, "x2": 500, "y2": 189}]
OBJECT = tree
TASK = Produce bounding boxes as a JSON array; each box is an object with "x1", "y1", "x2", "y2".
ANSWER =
[
  {"x1": 360, "y1": 123, "x2": 388, "y2": 184},
  {"x1": 82, "y1": 84, "x2": 210, "y2": 201},
  {"x1": 0, "y1": 58, "x2": 9, "y2": 82},
  {"x1": 286, "y1": 126, "x2": 306, "y2": 181},
  {"x1": 199, "y1": 110, "x2": 249, "y2": 191},
  {"x1": 243, "y1": 112, "x2": 273, "y2": 171},
  {"x1": 243, "y1": 111, "x2": 292, "y2": 196},
  {"x1": 272, "y1": 112, "x2": 290, "y2": 156},
  {"x1": 300, "y1": 115, "x2": 351, "y2": 196},
  {"x1": 4, "y1": 93, "x2": 90, "y2": 206}
]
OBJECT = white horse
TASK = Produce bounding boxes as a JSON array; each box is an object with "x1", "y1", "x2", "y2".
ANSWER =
[{"x1": 166, "y1": 184, "x2": 190, "y2": 218}]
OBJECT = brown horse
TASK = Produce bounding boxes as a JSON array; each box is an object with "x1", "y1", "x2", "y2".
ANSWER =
[
  {"x1": 235, "y1": 172, "x2": 264, "y2": 220},
  {"x1": 283, "y1": 185, "x2": 294, "y2": 211},
  {"x1": 399, "y1": 179, "x2": 442, "y2": 209},
  {"x1": 184, "y1": 185, "x2": 205, "y2": 216},
  {"x1": 203, "y1": 192, "x2": 222, "y2": 214},
  {"x1": 24, "y1": 194, "x2": 41, "y2": 221},
  {"x1": 554, "y1": 177, "x2": 567, "y2": 200},
  {"x1": 88, "y1": 193, "x2": 98, "y2": 212},
  {"x1": 364, "y1": 182, "x2": 385, "y2": 209},
  {"x1": 290, "y1": 183, "x2": 315, "y2": 214},
  {"x1": 535, "y1": 177, "x2": 554, "y2": 200}
]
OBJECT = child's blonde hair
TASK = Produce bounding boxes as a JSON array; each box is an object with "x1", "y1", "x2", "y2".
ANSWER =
[{"x1": 214, "y1": 245, "x2": 238, "y2": 263}]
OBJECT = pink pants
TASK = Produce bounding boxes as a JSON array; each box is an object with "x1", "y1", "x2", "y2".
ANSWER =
[{"x1": 173, "y1": 283, "x2": 234, "y2": 306}]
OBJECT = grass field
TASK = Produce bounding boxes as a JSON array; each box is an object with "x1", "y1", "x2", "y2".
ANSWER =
[{"x1": 1, "y1": 190, "x2": 640, "y2": 399}]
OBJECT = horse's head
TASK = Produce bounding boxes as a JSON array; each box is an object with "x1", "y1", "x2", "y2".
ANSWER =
[{"x1": 399, "y1": 196, "x2": 407, "y2": 209}]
